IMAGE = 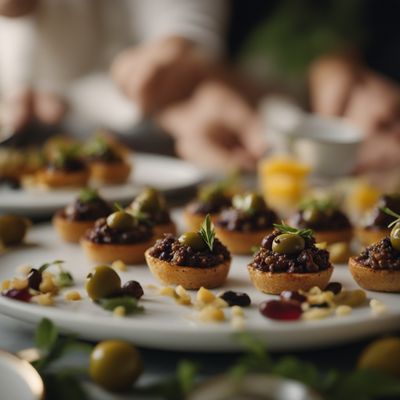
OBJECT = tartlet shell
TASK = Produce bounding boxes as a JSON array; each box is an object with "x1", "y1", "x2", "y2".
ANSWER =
[
  {"x1": 348, "y1": 257, "x2": 400, "y2": 292},
  {"x1": 183, "y1": 208, "x2": 218, "y2": 232},
  {"x1": 247, "y1": 265, "x2": 334, "y2": 295},
  {"x1": 355, "y1": 227, "x2": 390, "y2": 247},
  {"x1": 145, "y1": 250, "x2": 231, "y2": 290},
  {"x1": 52, "y1": 213, "x2": 94, "y2": 243},
  {"x1": 89, "y1": 161, "x2": 131, "y2": 184},
  {"x1": 314, "y1": 228, "x2": 353, "y2": 245},
  {"x1": 214, "y1": 227, "x2": 273, "y2": 255},
  {"x1": 81, "y1": 237, "x2": 153, "y2": 264},
  {"x1": 36, "y1": 168, "x2": 89, "y2": 188}
]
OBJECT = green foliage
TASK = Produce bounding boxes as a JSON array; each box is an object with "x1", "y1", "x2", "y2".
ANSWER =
[
  {"x1": 199, "y1": 214, "x2": 215, "y2": 251},
  {"x1": 98, "y1": 296, "x2": 144, "y2": 314},
  {"x1": 273, "y1": 221, "x2": 314, "y2": 238}
]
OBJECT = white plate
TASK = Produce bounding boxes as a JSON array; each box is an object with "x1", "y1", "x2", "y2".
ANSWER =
[
  {"x1": 0, "y1": 221, "x2": 399, "y2": 352},
  {"x1": 0, "y1": 153, "x2": 204, "y2": 216},
  {"x1": 0, "y1": 349, "x2": 44, "y2": 400}
]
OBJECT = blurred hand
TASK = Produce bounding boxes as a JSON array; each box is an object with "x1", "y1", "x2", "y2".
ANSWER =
[
  {"x1": 309, "y1": 53, "x2": 400, "y2": 134},
  {"x1": 158, "y1": 81, "x2": 266, "y2": 172},
  {"x1": 111, "y1": 36, "x2": 211, "y2": 114},
  {"x1": 1, "y1": 88, "x2": 66, "y2": 132}
]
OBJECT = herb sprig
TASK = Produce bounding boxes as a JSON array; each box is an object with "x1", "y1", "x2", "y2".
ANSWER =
[
  {"x1": 299, "y1": 197, "x2": 338, "y2": 212},
  {"x1": 273, "y1": 222, "x2": 314, "y2": 238},
  {"x1": 380, "y1": 207, "x2": 400, "y2": 228},
  {"x1": 78, "y1": 188, "x2": 99, "y2": 203},
  {"x1": 199, "y1": 214, "x2": 215, "y2": 251}
]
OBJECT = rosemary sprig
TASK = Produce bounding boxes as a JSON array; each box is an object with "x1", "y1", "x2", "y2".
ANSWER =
[
  {"x1": 199, "y1": 214, "x2": 215, "y2": 251},
  {"x1": 380, "y1": 207, "x2": 400, "y2": 228},
  {"x1": 273, "y1": 222, "x2": 314, "y2": 238}
]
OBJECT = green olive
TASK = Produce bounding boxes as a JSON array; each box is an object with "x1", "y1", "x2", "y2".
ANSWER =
[
  {"x1": 90, "y1": 340, "x2": 142, "y2": 391},
  {"x1": 390, "y1": 222, "x2": 400, "y2": 251},
  {"x1": 272, "y1": 233, "x2": 305, "y2": 255},
  {"x1": 358, "y1": 337, "x2": 400, "y2": 378},
  {"x1": 233, "y1": 193, "x2": 265, "y2": 213},
  {"x1": 302, "y1": 207, "x2": 321, "y2": 225},
  {"x1": 178, "y1": 232, "x2": 206, "y2": 251},
  {"x1": 0, "y1": 215, "x2": 30, "y2": 246},
  {"x1": 133, "y1": 188, "x2": 165, "y2": 213},
  {"x1": 106, "y1": 211, "x2": 134, "y2": 231},
  {"x1": 85, "y1": 265, "x2": 121, "y2": 301}
]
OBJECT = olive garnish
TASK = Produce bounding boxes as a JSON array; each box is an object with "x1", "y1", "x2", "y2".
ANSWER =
[
  {"x1": 132, "y1": 187, "x2": 165, "y2": 214},
  {"x1": 85, "y1": 265, "x2": 121, "y2": 301},
  {"x1": 178, "y1": 231, "x2": 206, "y2": 251},
  {"x1": 0, "y1": 215, "x2": 30, "y2": 246},
  {"x1": 271, "y1": 222, "x2": 313, "y2": 255},
  {"x1": 106, "y1": 211, "x2": 135, "y2": 232}
]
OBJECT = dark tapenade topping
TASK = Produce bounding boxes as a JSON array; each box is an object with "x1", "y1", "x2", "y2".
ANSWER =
[
  {"x1": 87, "y1": 147, "x2": 122, "y2": 163},
  {"x1": 47, "y1": 157, "x2": 86, "y2": 172},
  {"x1": 149, "y1": 234, "x2": 230, "y2": 268},
  {"x1": 86, "y1": 218, "x2": 152, "y2": 244},
  {"x1": 62, "y1": 197, "x2": 112, "y2": 221},
  {"x1": 249, "y1": 230, "x2": 331, "y2": 273},
  {"x1": 216, "y1": 208, "x2": 278, "y2": 232},
  {"x1": 355, "y1": 237, "x2": 400, "y2": 270},
  {"x1": 365, "y1": 194, "x2": 400, "y2": 230},
  {"x1": 290, "y1": 208, "x2": 351, "y2": 231},
  {"x1": 187, "y1": 197, "x2": 231, "y2": 215}
]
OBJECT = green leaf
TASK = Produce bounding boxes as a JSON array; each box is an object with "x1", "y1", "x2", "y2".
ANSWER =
[
  {"x1": 38, "y1": 260, "x2": 64, "y2": 273},
  {"x1": 198, "y1": 214, "x2": 215, "y2": 251},
  {"x1": 177, "y1": 360, "x2": 199, "y2": 395},
  {"x1": 57, "y1": 271, "x2": 74, "y2": 288},
  {"x1": 35, "y1": 318, "x2": 58, "y2": 352},
  {"x1": 380, "y1": 207, "x2": 400, "y2": 228},
  {"x1": 42, "y1": 373, "x2": 89, "y2": 400},
  {"x1": 273, "y1": 222, "x2": 314, "y2": 239},
  {"x1": 78, "y1": 188, "x2": 99, "y2": 203},
  {"x1": 98, "y1": 296, "x2": 144, "y2": 314}
]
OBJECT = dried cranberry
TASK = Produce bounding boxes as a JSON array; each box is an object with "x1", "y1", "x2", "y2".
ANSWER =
[
  {"x1": 121, "y1": 280, "x2": 144, "y2": 299},
  {"x1": 220, "y1": 291, "x2": 251, "y2": 307},
  {"x1": 27, "y1": 268, "x2": 42, "y2": 290},
  {"x1": 324, "y1": 282, "x2": 342, "y2": 295},
  {"x1": 2, "y1": 288, "x2": 32, "y2": 302},
  {"x1": 259, "y1": 300, "x2": 302, "y2": 321},
  {"x1": 280, "y1": 290, "x2": 307, "y2": 304}
]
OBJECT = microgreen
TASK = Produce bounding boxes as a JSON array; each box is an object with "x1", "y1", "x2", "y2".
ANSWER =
[
  {"x1": 380, "y1": 207, "x2": 400, "y2": 228},
  {"x1": 273, "y1": 222, "x2": 314, "y2": 238},
  {"x1": 78, "y1": 188, "x2": 99, "y2": 203},
  {"x1": 98, "y1": 296, "x2": 144, "y2": 314},
  {"x1": 199, "y1": 214, "x2": 215, "y2": 251}
]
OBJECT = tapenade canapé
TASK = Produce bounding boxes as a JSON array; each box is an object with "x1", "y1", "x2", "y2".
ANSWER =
[
  {"x1": 350, "y1": 207, "x2": 400, "y2": 292},
  {"x1": 145, "y1": 216, "x2": 231, "y2": 289},
  {"x1": 81, "y1": 210, "x2": 154, "y2": 264},
  {"x1": 356, "y1": 193, "x2": 400, "y2": 246},
  {"x1": 214, "y1": 192, "x2": 278, "y2": 254},
  {"x1": 184, "y1": 183, "x2": 232, "y2": 231},
  {"x1": 248, "y1": 224, "x2": 333, "y2": 294},
  {"x1": 128, "y1": 187, "x2": 176, "y2": 237},
  {"x1": 84, "y1": 134, "x2": 131, "y2": 185},
  {"x1": 53, "y1": 189, "x2": 112, "y2": 243},
  {"x1": 290, "y1": 199, "x2": 353, "y2": 244}
]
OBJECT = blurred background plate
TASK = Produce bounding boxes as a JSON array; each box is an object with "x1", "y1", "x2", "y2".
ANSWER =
[
  {"x1": 0, "y1": 153, "x2": 205, "y2": 217},
  {"x1": 0, "y1": 349, "x2": 44, "y2": 400}
]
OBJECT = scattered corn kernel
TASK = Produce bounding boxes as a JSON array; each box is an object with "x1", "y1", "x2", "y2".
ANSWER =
[
  {"x1": 175, "y1": 285, "x2": 192, "y2": 305},
  {"x1": 198, "y1": 305, "x2": 225, "y2": 322},
  {"x1": 370, "y1": 299, "x2": 388, "y2": 316},
  {"x1": 159, "y1": 286, "x2": 175, "y2": 297},
  {"x1": 308, "y1": 287, "x2": 322, "y2": 296},
  {"x1": 113, "y1": 306, "x2": 126, "y2": 317},
  {"x1": 231, "y1": 306, "x2": 244, "y2": 317},
  {"x1": 1, "y1": 280, "x2": 10, "y2": 291},
  {"x1": 231, "y1": 316, "x2": 245, "y2": 330},
  {"x1": 16, "y1": 264, "x2": 32, "y2": 276},
  {"x1": 302, "y1": 307, "x2": 332, "y2": 320},
  {"x1": 39, "y1": 276, "x2": 58, "y2": 294},
  {"x1": 11, "y1": 278, "x2": 28, "y2": 290},
  {"x1": 335, "y1": 305, "x2": 352, "y2": 317},
  {"x1": 335, "y1": 290, "x2": 366, "y2": 307},
  {"x1": 64, "y1": 290, "x2": 81, "y2": 301},
  {"x1": 212, "y1": 297, "x2": 228, "y2": 309},
  {"x1": 33, "y1": 293, "x2": 54, "y2": 306},
  {"x1": 196, "y1": 287, "x2": 215, "y2": 304},
  {"x1": 111, "y1": 260, "x2": 127, "y2": 272},
  {"x1": 308, "y1": 291, "x2": 335, "y2": 306}
]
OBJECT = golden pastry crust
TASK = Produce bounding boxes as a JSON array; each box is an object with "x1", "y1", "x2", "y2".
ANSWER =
[
  {"x1": 89, "y1": 161, "x2": 131, "y2": 185},
  {"x1": 145, "y1": 250, "x2": 231, "y2": 290},
  {"x1": 52, "y1": 213, "x2": 94, "y2": 243},
  {"x1": 81, "y1": 237, "x2": 153, "y2": 264},
  {"x1": 247, "y1": 265, "x2": 334, "y2": 295},
  {"x1": 356, "y1": 227, "x2": 390, "y2": 247},
  {"x1": 183, "y1": 208, "x2": 218, "y2": 231},
  {"x1": 36, "y1": 168, "x2": 89, "y2": 188},
  {"x1": 348, "y1": 257, "x2": 400, "y2": 292},
  {"x1": 153, "y1": 221, "x2": 177, "y2": 239},
  {"x1": 214, "y1": 227, "x2": 273, "y2": 255},
  {"x1": 313, "y1": 228, "x2": 353, "y2": 245}
]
